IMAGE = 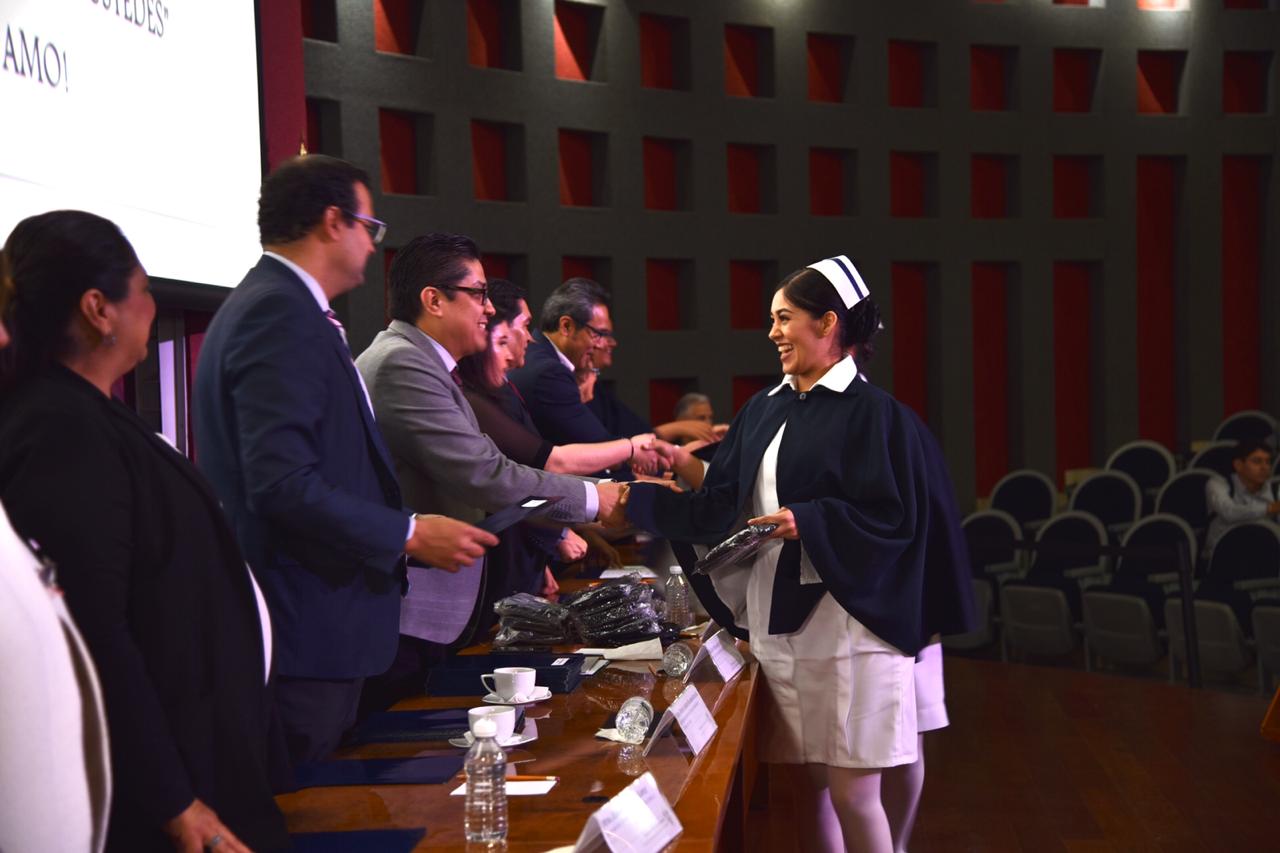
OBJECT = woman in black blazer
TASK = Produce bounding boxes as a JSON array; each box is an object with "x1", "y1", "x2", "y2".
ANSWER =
[{"x1": 0, "y1": 211, "x2": 288, "y2": 853}]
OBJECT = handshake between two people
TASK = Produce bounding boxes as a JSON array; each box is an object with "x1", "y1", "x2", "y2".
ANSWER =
[{"x1": 403, "y1": 478, "x2": 645, "y2": 573}]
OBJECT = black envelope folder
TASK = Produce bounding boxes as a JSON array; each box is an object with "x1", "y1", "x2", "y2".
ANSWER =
[
  {"x1": 344, "y1": 707, "x2": 525, "y2": 745},
  {"x1": 292, "y1": 829, "x2": 426, "y2": 853},
  {"x1": 478, "y1": 495, "x2": 563, "y2": 535},
  {"x1": 426, "y1": 652, "x2": 586, "y2": 696},
  {"x1": 293, "y1": 754, "x2": 465, "y2": 788}
]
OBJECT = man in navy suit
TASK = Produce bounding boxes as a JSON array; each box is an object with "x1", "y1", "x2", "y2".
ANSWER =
[
  {"x1": 509, "y1": 278, "x2": 668, "y2": 477},
  {"x1": 193, "y1": 155, "x2": 497, "y2": 764}
]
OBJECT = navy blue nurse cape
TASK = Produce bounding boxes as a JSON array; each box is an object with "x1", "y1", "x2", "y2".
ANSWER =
[{"x1": 627, "y1": 370, "x2": 975, "y2": 657}]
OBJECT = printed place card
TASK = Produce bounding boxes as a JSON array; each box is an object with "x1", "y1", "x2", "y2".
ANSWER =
[
  {"x1": 573, "y1": 771, "x2": 681, "y2": 853},
  {"x1": 683, "y1": 628, "x2": 745, "y2": 685}
]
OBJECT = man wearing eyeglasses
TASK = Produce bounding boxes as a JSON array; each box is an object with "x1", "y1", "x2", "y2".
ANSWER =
[
  {"x1": 509, "y1": 278, "x2": 669, "y2": 477},
  {"x1": 354, "y1": 235, "x2": 629, "y2": 709},
  {"x1": 193, "y1": 156, "x2": 498, "y2": 766}
]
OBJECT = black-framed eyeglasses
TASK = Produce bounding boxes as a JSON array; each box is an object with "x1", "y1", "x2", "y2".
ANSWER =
[
  {"x1": 439, "y1": 284, "x2": 490, "y2": 304},
  {"x1": 344, "y1": 210, "x2": 387, "y2": 245},
  {"x1": 582, "y1": 323, "x2": 615, "y2": 342}
]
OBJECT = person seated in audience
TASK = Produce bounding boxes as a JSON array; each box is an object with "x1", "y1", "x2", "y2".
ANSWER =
[
  {"x1": 1204, "y1": 438, "x2": 1280, "y2": 556},
  {"x1": 1195, "y1": 438, "x2": 1280, "y2": 633},
  {"x1": 0, "y1": 249, "x2": 111, "y2": 853},
  {"x1": 0, "y1": 211, "x2": 289, "y2": 852},
  {"x1": 354, "y1": 234, "x2": 626, "y2": 707}
]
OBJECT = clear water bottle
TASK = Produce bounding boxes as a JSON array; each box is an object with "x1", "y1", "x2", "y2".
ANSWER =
[
  {"x1": 464, "y1": 717, "x2": 508, "y2": 843},
  {"x1": 664, "y1": 566, "x2": 692, "y2": 629}
]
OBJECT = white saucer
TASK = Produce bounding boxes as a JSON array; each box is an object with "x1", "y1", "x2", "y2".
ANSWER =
[
  {"x1": 482, "y1": 686, "x2": 553, "y2": 705},
  {"x1": 448, "y1": 730, "x2": 539, "y2": 749}
]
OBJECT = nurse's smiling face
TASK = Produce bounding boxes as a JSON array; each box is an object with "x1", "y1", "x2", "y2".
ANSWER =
[{"x1": 768, "y1": 288, "x2": 838, "y2": 379}]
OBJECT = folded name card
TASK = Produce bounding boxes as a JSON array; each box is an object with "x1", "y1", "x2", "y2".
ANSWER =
[{"x1": 573, "y1": 772, "x2": 681, "y2": 852}]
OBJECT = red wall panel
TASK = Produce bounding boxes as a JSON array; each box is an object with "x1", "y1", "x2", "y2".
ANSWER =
[
  {"x1": 729, "y1": 261, "x2": 767, "y2": 330},
  {"x1": 890, "y1": 152, "x2": 926, "y2": 218},
  {"x1": 809, "y1": 148, "x2": 845, "y2": 216},
  {"x1": 1053, "y1": 263, "x2": 1093, "y2": 484},
  {"x1": 1223, "y1": 52, "x2": 1270, "y2": 114},
  {"x1": 971, "y1": 264, "x2": 1009, "y2": 497},
  {"x1": 644, "y1": 138, "x2": 678, "y2": 211},
  {"x1": 1221, "y1": 156, "x2": 1264, "y2": 414},
  {"x1": 554, "y1": 1, "x2": 592, "y2": 81},
  {"x1": 888, "y1": 40, "x2": 926, "y2": 108},
  {"x1": 732, "y1": 375, "x2": 776, "y2": 413},
  {"x1": 807, "y1": 34, "x2": 843, "y2": 103},
  {"x1": 482, "y1": 254, "x2": 512, "y2": 281},
  {"x1": 971, "y1": 155, "x2": 1008, "y2": 219},
  {"x1": 559, "y1": 129, "x2": 594, "y2": 207},
  {"x1": 724, "y1": 25, "x2": 760, "y2": 97},
  {"x1": 891, "y1": 262, "x2": 929, "y2": 422},
  {"x1": 970, "y1": 46, "x2": 1009, "y2": 111},
  {"x1": 646, "y1": 260, "x2": 681, "y2": 331},
  {"x1": 374, "y1": 0, "x2": 413, "y2": 54},
  {"x1": 471, "y1": 121, "x2": 508, "y2": 201},
  {"x1": 561, "y1": 256, "x2": 597, "y2": 284},
  {"x1": 467, "y1": 0, "x2": 503, "y2": 67},
  {"x1": 1137, "y1": 51, "x2": 1183, "y2": 115},
  {"x1": 727, "y1": 144, "x2": 761, "y2": 213},
  {"x1": 649, "y1": 378, "x2": 689, "y2": 429},
  {"x1": 1135, "y1": 157, "x2": 1179, "y2": 448},
  {"x1": 1053, "y1": 156, "x2": 1092, "y2": 219},
  {"x1": 1053, "y1": 49, "x2": 1095, "y2": 113},
  {"x1": 379, "y1": 109, "x2": 417, "y2": 194},
  {"x1": 639, "y1": 14, "x2": 675, "y2": 89}
]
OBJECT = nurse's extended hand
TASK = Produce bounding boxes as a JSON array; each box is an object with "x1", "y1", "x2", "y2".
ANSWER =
[{"x1": 748, "y1": 507, "x2": 798, "y2": 540}]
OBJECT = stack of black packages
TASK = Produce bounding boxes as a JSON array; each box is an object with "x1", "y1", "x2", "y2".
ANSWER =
[
  {"x1": 491, "y1": 575, "x2": 663, "y2": 649},
  {"x1": 561, "y1": 576, "x2": 662, "y2": 646},
  {"x1": 491, "y1": 593, "x2": 573, "y2": 648}
]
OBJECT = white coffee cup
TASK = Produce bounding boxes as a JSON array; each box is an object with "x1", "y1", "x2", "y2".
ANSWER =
[
  {"x1": 480, "y1": 666, "x2": 537, "y2": 701},
  {"x1": 468, "y1": 705, "x2": 516, "y2": 742}
]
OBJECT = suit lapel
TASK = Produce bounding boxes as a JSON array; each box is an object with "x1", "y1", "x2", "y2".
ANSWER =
[{"x1": 260, "y1": 258, "x2": 399, "y2": 486}]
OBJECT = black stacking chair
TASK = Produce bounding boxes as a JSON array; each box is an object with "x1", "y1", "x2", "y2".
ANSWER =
[
  {"x1": 1104, "y1": 513, "x2": 1196, "y2": 628},
  {"x1": 1069, "y1": 470, "x2": 1142, "y2": 540},
  {"x1": 1204, "y1": 521, "x2": 1280, "y2": 588},
  {"x1": 1213, "y1": 409, "x2": 1276, "y2": 446},
  {"x1": 1198, "y1": 521, "x2": 1280, "y2": 637},
  {"x1": 989, "y1": 469, "x2": 1057, "y2": 537},
  {"x1": 961, "y1": 510, "x2": 1023, "y2": 583},
  {"x1": 1156, "y1": 469, "x2": 1217, "y2": 546},
  {"x1": 1007, "y1": 511, "x2": 1109, "y2": 621},
  {"x1": 1189, "y1": 441, "x2": 1237, "y2": 479},
  {"x1": 1106, "y1": 440, "x2": 1175, "y2": 515}
]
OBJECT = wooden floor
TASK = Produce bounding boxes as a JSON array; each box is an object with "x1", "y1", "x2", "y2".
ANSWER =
[{"x1": 747, "y1": 657, "x2": 1280, "y2": 852}]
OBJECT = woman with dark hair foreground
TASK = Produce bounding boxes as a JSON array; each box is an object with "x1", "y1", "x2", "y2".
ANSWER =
[
  {"x1": 624, "y1": 256, "x2": 973, "y2": 852},
  {"x1": 0, "y1": 211, "x2": 288, "y2": 852},
  {"x1": 0, "y1": 225, "x2": 112, "y2": 852}
]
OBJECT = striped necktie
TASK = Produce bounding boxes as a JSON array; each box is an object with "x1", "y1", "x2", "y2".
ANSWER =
[{"x1": 324, "y1": 308, "x2": 349, "y2": 349}]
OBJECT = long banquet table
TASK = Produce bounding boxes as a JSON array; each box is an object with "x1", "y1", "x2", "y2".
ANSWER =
[{"x1": 277, "y1": 630, "x2": 761, "y2": 852}]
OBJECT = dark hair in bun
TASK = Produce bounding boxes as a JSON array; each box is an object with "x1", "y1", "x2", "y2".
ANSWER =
[{"x1": 776, "y1": 267, "x2": 881, "y2": 360}]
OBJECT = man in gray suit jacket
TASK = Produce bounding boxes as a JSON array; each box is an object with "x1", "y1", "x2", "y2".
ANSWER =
[{"x1": 355, "y1": 233, "x2": 627, "y2": 707}]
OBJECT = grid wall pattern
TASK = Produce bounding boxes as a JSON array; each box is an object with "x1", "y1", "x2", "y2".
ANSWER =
[{"x1": 303, "y1": 0, "x2": 1280, "y2": 507}]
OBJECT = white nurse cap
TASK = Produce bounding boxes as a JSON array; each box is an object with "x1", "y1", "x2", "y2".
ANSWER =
[{"x1": 805, "y1": 255, "x2": 869, "y2": 310}]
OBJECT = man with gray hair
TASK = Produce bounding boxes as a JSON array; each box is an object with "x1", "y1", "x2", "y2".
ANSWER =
[
  {"x1": 673, "y1": 392, "x2": 713, "y2": 425},
  {"x1": 509, "y1": 278, "x2": 668, "y2": 477}
]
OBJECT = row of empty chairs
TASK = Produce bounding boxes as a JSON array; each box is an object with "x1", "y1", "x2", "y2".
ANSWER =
[{"x1": 946, "y1": 510, "x2": 1280, "y2": 691}]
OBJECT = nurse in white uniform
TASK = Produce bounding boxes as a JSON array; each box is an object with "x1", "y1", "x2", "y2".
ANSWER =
[{"x1": 626, "y1": 258, "x2": 966, "y2": 852}]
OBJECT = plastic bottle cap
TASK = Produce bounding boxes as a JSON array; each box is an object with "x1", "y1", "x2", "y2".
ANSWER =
[
  {"x1": 472, "y1": 718, "x2": 498, "y2": 739},
  {"x1": 670, "y1": 566, "x2": 683, "y2": 575}
]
